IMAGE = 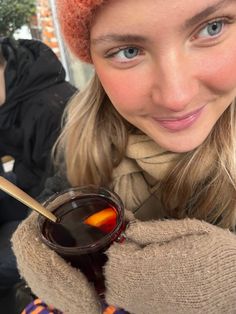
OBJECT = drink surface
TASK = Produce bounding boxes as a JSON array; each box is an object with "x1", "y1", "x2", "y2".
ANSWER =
[{"x1": 42, "y1": 195, "x2": 118, "y2": 248}]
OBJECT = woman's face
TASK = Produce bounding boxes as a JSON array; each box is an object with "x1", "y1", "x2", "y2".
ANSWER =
[{"x1": 90, "y1": 0, "x2": 236, "y2": 152}]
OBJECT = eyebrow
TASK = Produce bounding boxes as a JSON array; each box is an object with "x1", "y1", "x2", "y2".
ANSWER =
[
  {"x1": 184, "y1": 0, "x2": 234, "y2": 28},
  {"x1": 91, "y1": 0, "x2": 234, "y2": 46},
  {"x1": 91, "y1": 34, "x2": 148, "y2": 46}
]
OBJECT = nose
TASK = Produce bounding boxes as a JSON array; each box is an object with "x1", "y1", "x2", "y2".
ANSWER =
[{"x1": 151, "y1": 51, "x2": 199, "y2": 112}]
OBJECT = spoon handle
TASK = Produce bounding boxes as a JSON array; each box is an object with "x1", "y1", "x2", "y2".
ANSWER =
[{"x1": 0, "y1": 176, "x2": 57, "y2": 222}]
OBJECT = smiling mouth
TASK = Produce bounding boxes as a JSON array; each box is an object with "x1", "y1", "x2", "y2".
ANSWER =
[{"x1": 153, "y1": 106, "x2": 205, "y2": 131}]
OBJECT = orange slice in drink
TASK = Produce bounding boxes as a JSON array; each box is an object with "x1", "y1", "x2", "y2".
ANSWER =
[{"x1": 84, "y1": 207, "x2": 117, "y2": 233}]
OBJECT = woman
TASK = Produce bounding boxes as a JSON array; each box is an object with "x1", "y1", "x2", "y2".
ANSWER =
[{"x1": 12, "y1": 0, "x2": 236, "y2": 313}]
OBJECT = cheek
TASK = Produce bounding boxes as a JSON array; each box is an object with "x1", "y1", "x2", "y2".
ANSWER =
[
  {"x1": 199, "y1": 48, "x2": 236, "y2": 93},
  {"x1": 96, "y1": 67, "x2": 147, "y2": 113}
]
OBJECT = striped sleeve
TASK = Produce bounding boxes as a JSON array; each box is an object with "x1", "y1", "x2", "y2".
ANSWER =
[
  {"x1": 22, "y1": 298, "x2": 129, "y2": 314},
  {"x1": 21, "y1": 299, "x2": 63, "y2": 314}
]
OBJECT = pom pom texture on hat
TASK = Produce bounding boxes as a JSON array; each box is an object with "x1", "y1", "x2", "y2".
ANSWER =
[{"x1": 57, "y1": 0, "x2": 106, "y2": 63}]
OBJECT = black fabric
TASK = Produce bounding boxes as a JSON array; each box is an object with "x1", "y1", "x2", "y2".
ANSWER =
[
  {"x1": 0, "y1": 38, "x2": 77, "y2": 296},
  {"x1": 0, "y1": 37, "x2": 77, "y2": 197},
  {"x1": 0, "y1": 171, "x2": 28, "y2": 224},
  {"x1": 37, "y1": 171, "x2": 70, "y2": 204},
  {"x1": 0, "y1": 221, "x2": 21, "y2": 289}
]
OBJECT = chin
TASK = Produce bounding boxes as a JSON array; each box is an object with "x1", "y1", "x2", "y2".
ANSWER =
[
  {"x1": 150, "y1": 134, "x2": 208, "y2": 153},
  {"x1": 166, "y1": 145, "x2": 198, "y2": 153},
  {"x1": 166, "y1": 138, "x2": 208, "y2": 153}
]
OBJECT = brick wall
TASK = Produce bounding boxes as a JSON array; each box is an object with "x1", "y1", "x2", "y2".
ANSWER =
[
  {"x1": 34, "y1": 0, "x2": 60, "y2": 57},
  {"x1": 32, "y1": 0, "x2": 92, "y2": 88}
]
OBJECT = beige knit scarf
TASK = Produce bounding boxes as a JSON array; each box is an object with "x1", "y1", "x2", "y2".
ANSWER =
[{"x1": 110, "y1": 134, "x2": 179, "y2": 216}]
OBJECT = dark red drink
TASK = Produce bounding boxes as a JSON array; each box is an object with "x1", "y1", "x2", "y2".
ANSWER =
[{"x1": 38, "y1": 186, "x2": 125, "y2": 296}]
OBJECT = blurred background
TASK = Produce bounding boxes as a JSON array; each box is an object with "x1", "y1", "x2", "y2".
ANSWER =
[
  {"x1": 0, "y1": 0, "x2": 93, "y2": 89},
  {"x1": 0, "y1": 2, "x2": 93, "y2": 312}
]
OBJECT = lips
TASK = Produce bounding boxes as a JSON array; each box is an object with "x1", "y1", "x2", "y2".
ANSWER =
[{"x1": 153, "y1": 106, "x2": 205, "y2": 131}]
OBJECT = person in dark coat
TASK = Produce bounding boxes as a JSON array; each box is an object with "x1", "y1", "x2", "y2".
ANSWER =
[
  {"x1": 0, "y1": 37, "x2": 77, "y2": 297},
  {"x1": 0, "y1": 37, "x2": 77, "y2": 206}
]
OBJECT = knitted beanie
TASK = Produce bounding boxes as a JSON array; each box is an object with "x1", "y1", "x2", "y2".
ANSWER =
[{"x1": 57, "y1": 0, "x2": 107, "y2": 63}]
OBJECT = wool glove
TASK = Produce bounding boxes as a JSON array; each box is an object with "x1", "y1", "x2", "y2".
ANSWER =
[
  {"x1": 11, "y1": 212, "x2": 101, "y2": 314},
  {"x1": 105, "y1": 218, "x2": 236, "y2": 314}
]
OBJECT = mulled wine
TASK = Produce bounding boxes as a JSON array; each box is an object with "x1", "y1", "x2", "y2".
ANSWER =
[{"x1": 38, "y1": 186, "x2": 125, "y2": 296}]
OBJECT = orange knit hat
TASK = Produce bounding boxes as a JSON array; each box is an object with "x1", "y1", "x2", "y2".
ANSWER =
[{"x1": 57, "y1": 0, "x2": 107, "y2": 63}]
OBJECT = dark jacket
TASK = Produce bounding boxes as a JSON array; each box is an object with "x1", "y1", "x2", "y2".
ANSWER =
[{"x1": 0, "y1": 38, "x2": 77, "y2": 197}]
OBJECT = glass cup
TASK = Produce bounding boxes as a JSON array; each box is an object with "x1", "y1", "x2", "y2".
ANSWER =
[{"x1": 37, "y1": 185, "x2": 126, "y2": 296}]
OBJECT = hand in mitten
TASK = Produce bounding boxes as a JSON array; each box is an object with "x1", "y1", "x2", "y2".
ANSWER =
[
  {"x1": 11, "y1": 212, "x2": 101, "y2": 314},
  {"x1": 105, "y1": 218, "x2": 236, "y2": 314}
]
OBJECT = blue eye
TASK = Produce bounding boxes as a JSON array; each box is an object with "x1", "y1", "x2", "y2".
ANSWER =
[
  {"x1": 122, "y1": 47, "x2": 139, "y2": 59},
  {"x1": 198, "y1": 20, "x2": 224, "y2": 38},
  {"x1": 107, "y1": 47, "x2": 140, "y2": 61}
]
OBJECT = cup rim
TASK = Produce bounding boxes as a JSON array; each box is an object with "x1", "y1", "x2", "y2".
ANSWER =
[{"x1": 37, "y1": 185, "x2": 124, "y2": 255}]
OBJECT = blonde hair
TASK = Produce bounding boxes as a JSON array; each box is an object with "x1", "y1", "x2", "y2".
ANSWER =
[
  {"x1": 54, "y1": 74, "x2": 130, "y2": 186},
  {"x1": 54, "y1": 73, "x2": 236, "y2": 230},
  {"x1": 161, "y1": 102, "x2": 236, "y2": 229}
]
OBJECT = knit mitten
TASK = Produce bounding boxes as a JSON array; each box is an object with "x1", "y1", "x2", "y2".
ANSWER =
[
  {"x1": 105, "y1": 218, "x2": 236, "y2": 314},
  {"x1": 11, "y1": 212, "x2": 101, "y2": 314}
]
